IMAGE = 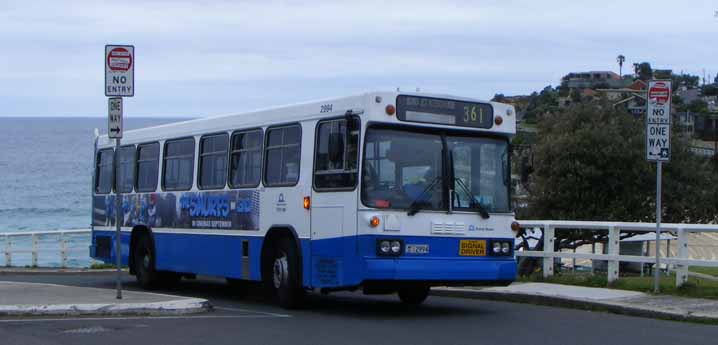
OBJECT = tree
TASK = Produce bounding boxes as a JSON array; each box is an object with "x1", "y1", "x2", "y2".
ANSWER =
[
  {"x1": 522, "y1": 86, "x2": 559, "y2": 122},
  {"x1": 517, "y1": 100, "x2": 718, "y2": 274},
  {"x1": 616, "y1": 55, "x2": 625, "y2": 77},
  {"x1": 633, "y1": 62, "x2": 653, "y2": 81},
  {"x1": 672, "y1": 73, "x2": 700, "y2": 88},
  {"x1": 687, "y1": 99, "x2": 709, "y2": 113},
  {"x1": 491, "y1": 93, "x2": 507, "y2": 102},
  {"x1": 703, "y1": 84, "x2": 718, "y2": 96}
]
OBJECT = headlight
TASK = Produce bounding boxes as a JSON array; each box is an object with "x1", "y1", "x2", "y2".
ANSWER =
[
  {"x1": 380, "y1": 241, "x2": 391, "y2": 253},
  {"x1": 391, "y1": 241, "x2": 401, "y2": 253},
  {"x1": 492, "y1": 242, "x2": 501, "y2": 253},
  {"x1": 501, "y1": 242, "x2": 510, "y2": 254}
]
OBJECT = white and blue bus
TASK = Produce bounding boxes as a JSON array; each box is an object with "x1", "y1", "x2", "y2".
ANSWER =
[{"x1": 91, "y1": 91, "x2": 519, "y2": 308}]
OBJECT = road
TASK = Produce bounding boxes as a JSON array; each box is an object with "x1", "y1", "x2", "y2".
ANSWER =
[{"x1": 0, "y1": 272, "x2": 716, "y2": 345}]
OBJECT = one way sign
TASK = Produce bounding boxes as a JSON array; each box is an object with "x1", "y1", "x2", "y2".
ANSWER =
[
  {"x1": 646, "y1": 80, "x2": 671, "y2": 162},
  {"x1": 108, "y1": 97, "x2": 123, "y2": 139}
]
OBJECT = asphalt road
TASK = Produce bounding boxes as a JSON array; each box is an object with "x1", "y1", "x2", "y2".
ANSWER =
[{"x1": 0, "y1": 272, "x2": 716, "y2": 345}]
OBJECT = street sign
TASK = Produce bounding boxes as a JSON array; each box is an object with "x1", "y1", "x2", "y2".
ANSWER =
[
  {"x1": 645, "y1": 80, "x2": 671, "y2": 162},
  {"x1": 108, "y1": 97, "x2": 123, "y2": 139},
  {"x1": 105, "y1": 45, "x2": 134, "y2": 97}
]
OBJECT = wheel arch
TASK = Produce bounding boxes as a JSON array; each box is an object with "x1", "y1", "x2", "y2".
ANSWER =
[{"x1": 260, "y1": 225, "x2": 303, "y2": 284}]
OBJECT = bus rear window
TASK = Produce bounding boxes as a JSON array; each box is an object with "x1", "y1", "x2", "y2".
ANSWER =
[{"x1": 95, "y1": 148, "x2": 114, "y2": 194}]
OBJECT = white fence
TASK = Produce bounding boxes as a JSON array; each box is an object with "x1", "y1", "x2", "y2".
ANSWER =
[
  {"x1": 516, "y1": 221, "x2": 718, "y2": 287},
  {"x1": 1, "y1": 229, "x2": 91, "y2": 268}
]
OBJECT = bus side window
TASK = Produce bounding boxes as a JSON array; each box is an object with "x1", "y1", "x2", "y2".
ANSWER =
[
  {"x1": 229, "y1": 129, "x2": 263, "y2": 188},
  {"x1": 162, "y1": 138, "x2": 195, "y2": 191},
  {"x1": 95, "y1": 148, "x2": 114, "y2": 194},
  {"x1": 198, "y1": 133, "x2": 229, "y2": 190},
  {"x1": 136, "y1": 142, "x2": 160, "y2": 192},
  {"x1": 117, "y1": 145, "x2": 136, "y2": 193},
  {"x1": 264, "y1": 124, "x2": 301, "y2": 187},
  {"x1": 313, "y1": 116, "x2": 359, "y2": 191}
]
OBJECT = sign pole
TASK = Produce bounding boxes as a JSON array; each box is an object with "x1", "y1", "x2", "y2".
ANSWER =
[
  {"x1": 654, "y1": 161, "x2": 662, "y2": 293},
  {"x1": 114, "y1": 136, "x2": 122, "y2": 300},
  {"x1": 106, "y1": 43, "x2": 133, "y2": 299},
  {"x1": 644, "y1": 80, "x2": 671, "y2": 294}
]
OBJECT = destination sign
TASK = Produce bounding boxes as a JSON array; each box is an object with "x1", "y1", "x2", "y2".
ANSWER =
[{"x1": 396, "y1": 95, "x2": 494, "y2": 129}]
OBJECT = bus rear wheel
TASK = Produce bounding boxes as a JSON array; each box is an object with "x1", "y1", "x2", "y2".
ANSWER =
[
  {"x1": 133, "y1": 233, "x2": 161, "y2": 289},
  {"x1": 266, "y1": 237, "x2": 304, "y2": 309},
  {"x1": 398, "y1": 285, "x2": 430, "y2": 305}
]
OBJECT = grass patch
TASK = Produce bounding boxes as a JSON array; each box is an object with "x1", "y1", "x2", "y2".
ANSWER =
[
  {"x1": 89, "y1": 263, "x2": 117, "y2": 269},
  {"x1": 520, "y1": 272, "x2": 718, "y2": 300},
  {"x1": 689, "y1": 266, "x2": 718, "y2": 277}
]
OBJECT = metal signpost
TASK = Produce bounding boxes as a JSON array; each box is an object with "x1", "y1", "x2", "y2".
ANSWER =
[
  {"x1": 105, "y1": 45, "x2": 134, "y2": 299},
  {"x1": 645, "y1": 80, "x2": 671, "y2": 293}
]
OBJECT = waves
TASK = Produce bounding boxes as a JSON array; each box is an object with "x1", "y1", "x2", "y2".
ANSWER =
[{"x1": 0, "y1": 207, "x2": 81, "y2": 216}]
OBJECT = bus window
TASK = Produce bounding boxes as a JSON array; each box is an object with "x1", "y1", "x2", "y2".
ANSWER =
[
  {"x1": 229, "y1": 129, "x2": 263, "y2": 188},
  {"x1": 162, "y1": 138, "x2": 195, "y2": 191},
  {"x1": 199, "y1": 133, "x2": 229, "y2": 190},
  {"x1": 264, "y1": 124, "x2": 301, "y2": 186},
  {"x1": 116, "y1": 145, "x2": 135, "y2": 193},
  {"x1": 314, "y1": 117, "x2": 359, "y2": 190},
  {"x1": 136, "y1": 142, "x2": 160, "y2": 192},
  {"x1": 95, "y1": 148, "x2": 114, "y2": 194}
]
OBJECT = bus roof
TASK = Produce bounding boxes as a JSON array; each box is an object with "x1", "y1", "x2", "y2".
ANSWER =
[{"x1": 96, "y1": 91, "x2": 515, "y2": 147}]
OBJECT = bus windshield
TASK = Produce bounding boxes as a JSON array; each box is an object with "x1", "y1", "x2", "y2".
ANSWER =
[{"x1": 361, "y1": 126, "x2": 510, "y2": 213}]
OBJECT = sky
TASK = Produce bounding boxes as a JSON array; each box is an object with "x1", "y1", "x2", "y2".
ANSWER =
[{"x1": 1, "y1": 0, "x2": 716, "y2": 118}]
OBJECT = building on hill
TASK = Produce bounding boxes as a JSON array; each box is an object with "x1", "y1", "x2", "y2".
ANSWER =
[{"x1": 561, "y1": 71, "x2": 628, "y2": 89}]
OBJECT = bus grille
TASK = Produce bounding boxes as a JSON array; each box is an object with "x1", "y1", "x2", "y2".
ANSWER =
[{"x1": 431, "y1": 221, "x2": 466, "y2": 235}]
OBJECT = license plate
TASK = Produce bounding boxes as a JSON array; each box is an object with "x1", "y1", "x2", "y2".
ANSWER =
[
  {"x1": 459, "y1": 240, "x2": 486, "y2": 256},
  {"x1": 406, "y1": 244, "x2": 429, "y2": 254}
]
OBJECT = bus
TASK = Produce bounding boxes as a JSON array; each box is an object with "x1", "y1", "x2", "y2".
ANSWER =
[{"x1": 90, "y1": 91, "x2": 519, "y2": 308}]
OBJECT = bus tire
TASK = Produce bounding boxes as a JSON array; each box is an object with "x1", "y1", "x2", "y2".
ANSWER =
[
  {"x1": 268, "y1": 237, "x2": 304, "y2": 309},
  {"x1": 398, "y1": 285, "x2": 430, "y2": 305},
  {"x1": 133, "y1": 232, "x2": 161, "y2": 290}
]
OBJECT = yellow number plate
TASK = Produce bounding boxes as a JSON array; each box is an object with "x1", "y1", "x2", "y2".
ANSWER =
[{"x1": 459, "y1": 240, "x2": 486, "y2": 256}]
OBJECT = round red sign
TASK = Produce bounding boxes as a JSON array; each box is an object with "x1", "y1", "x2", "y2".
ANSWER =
[
  {"x1": 106, "y1": 47, "x2": 132, "y2": 72},
  {"x1": 648, "y1": 82, "x2": 670, "y2": 105}
]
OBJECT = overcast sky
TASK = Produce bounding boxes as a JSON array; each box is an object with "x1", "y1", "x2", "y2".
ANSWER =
[{"x1": 1, "y1": 0, "x2": 716, "y2": 117}]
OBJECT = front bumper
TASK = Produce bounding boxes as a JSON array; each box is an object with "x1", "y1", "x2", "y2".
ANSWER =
[{"x1": 363, "y1": 257, "x2": 516, "y2": 282}]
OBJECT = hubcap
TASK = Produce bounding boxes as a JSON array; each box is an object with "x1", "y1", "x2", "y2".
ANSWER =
[
  {"x1": 142, "y1": 252, "x2": 150, "y2": 270},
  {"x1": 272, "y1": 254, "x2": 288, "y2": 289}
]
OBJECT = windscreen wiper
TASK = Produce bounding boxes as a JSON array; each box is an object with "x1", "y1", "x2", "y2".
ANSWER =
[
  {"x1": 407, "y1": 176, "x2": 443, "y2": 216},
  {"x1": 453, "y1": 177, "x2": 490, "y2": 219}
]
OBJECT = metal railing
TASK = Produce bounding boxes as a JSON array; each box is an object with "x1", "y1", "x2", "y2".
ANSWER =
[
  {"x1": 516, "y1": 220, "x2": 718, "y2": 287},
  {"x1": 1, "y1": 229, "x2": 91, "y2": 268}
]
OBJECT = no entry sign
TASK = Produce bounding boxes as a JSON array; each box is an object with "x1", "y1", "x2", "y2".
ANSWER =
[
  {"x1": 105, "y1": 45, "x2": 134, "y2": 97},
  {"x1": 645, "y1": 80, "x2": 671, "y2": 162}
]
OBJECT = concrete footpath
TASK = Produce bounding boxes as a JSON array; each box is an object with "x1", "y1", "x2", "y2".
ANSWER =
[
  {"x1": 0, "y1": 281, "x2": 210, "y2": 316},
  {"x1": 435, "y1": 283, "x2": 718, "y2": 323}
]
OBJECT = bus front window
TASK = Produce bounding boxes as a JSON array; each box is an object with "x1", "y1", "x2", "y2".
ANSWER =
[
  {"x1": 361, "y1": 128, "x2": 444, "y2": 210},
  {"x1": 448, "y1": 135, "x2": 510, "y2": 213},
  {"x1": 361, "y1": 126, "x2": 511, "y2": 214}
]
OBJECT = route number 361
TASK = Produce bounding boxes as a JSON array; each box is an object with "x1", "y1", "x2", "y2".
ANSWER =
[{"x1": 463, "y1": 105, "x2": 484, "y2": 123}]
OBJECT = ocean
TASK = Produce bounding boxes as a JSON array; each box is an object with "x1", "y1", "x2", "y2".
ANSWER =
[{"x1": 0, "y1": 117, "x2": 184, "y2": 267}]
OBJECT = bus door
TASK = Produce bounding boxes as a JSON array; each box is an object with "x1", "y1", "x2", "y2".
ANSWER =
[{"x1": 310, "y1": 114, "x2": 361, "y2": 287}]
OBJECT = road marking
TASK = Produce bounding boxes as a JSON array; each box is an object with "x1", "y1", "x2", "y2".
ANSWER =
[
  {"x1": 213, "y1": 306, "x2": 291, "y2": 318},
  {"x1": 0, "y1": 314, "x2": 289, "y2": 323}
]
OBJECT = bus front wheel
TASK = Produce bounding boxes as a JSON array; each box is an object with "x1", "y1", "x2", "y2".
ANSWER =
[
  {"x1": 266, "y1": 237, "x2": 304, "y2": 309},
  {"x1": 398, "y1": 285, "x2": 430, "y2": 305}
]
